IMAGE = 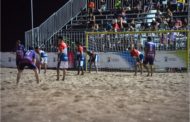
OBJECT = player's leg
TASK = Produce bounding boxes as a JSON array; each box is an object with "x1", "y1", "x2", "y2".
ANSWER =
[
  {"x1": 62, "y1": 69, "x2": 66, "y2": 81},
  {"x1": 140, "y1": 62, "x2": 143, "y2": 75},
  {"x1": 139, "y1": 54, "x2": 144, "y2": 75},
  {"x1": 62, "y1": 61, "x2": 68, "y2": 81},
  {"x1": 81, "y1": 60, "x2": 84, "y2": 75},
  {"x1": 134, "y1": 63, "x2": 138, "y2": 76},
  {"x1": 16, "y1": 69, "x2": 23, "y2": 85},
  {"x1": 77, "y1": 60, "x2": 80, "y2": 75},
  {"x1": 33, "y1": 69, "x2": 40, "y2": 84},
  {"x1": 44, "y1": 57, "x2": 48, "y2": 74},
  {"x1": 57, "y1": 61, "x2": 61, "y2": 80},
  {"x1": 143, "y1": 57, "x2": 150, "y2": 76},
  {"x1": 149, "y1": 57, "x2": 155, "y2": 76},
  {"x1": 94, "y1": 61, "x2": 98, "y2": 73},
  {"x1": 16, "y1": 59, "x2": 19, "y2": 71},
  {"x1": 16, "y1": 63, "x2": 25, "y2": 85},
  {"x1": 150, "y1": 65, "x2": 153, "y2": 76},
  {"x1": 39, "y1": 63, "x2": 41, "y2": 74},
  {"x1": 89, "y1": 61, "x2": 92, "y2": 73},
  {"x1": 81, "y1": 66, "x2": 84, "y2": 75},
  {"x1": 28, "y1": 63, "x2": 40, "y2": 83}
]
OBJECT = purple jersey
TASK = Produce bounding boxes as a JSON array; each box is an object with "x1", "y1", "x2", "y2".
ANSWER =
[
  {"x1": 16, "y1": 44, "x2": 25, "y2": 60},
  {"x1": 145, "y1": 41, "x2": 156, "y2": 57},
  {"x1": 24, "y1": 50, "x2": 36, "y2": 63}
]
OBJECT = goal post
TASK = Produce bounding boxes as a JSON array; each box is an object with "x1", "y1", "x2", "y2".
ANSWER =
[{"x1": 85, "y1": 30, "x2": 190, "y2": 72}]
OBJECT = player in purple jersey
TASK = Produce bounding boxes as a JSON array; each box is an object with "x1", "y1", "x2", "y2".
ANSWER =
[
  {"x1": 143, "y1": 37, "x2": 156, "y2": 76},
  {"x1": 16, "y1": 47, "x2": 40, "y2": 85},
  {"x1": 15, "y1": 40, "x2": 25, "y2": 70}
]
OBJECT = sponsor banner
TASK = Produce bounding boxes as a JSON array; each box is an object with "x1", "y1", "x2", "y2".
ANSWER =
[
  {"x1": 97, "y1": 51, "x2": 186, "y2": 70},
  {"x1": 0, "y1": 51, "x2": 186, "y2": 70}
]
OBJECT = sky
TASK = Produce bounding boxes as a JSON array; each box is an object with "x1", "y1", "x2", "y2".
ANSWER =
[{"x1": 1, "y1": 0, "x2": 68, "y2": 51}]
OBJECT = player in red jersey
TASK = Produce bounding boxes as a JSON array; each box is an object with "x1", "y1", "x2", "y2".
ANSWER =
[
  {"x1": 128, "y1": 47, "x2": 144, "y2": 76},
  {"x1": 57, "y1": 36, "x2": 68, "y2": 81},
  {"x1": 76, "y1": 42, "x2": 84, "y2": 75}
]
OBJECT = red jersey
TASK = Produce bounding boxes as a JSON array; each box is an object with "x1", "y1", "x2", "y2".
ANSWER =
[
  {"x1": 58, "y1": 41, "x2": 67, "y2": 52},
  {"x1": 130, "y1": 49, "x2": 140, "y2": 57},
  {"x1": 77, "y1": 45, "x2": 83, "y2": 54}
]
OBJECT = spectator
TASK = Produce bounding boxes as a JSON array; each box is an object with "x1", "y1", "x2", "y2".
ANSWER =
[
  {"x1": 98, "y1": 0, "x2": 106, "y2": 15},
  {"x1": 166, "y1": 8, "x2": 173, "y2": 18},
  {"x1": 88, "y1": 0, "x2": 95, "y2": 15},
  {"x1": 129, "y1": 19, "x2": 135, "y2": 31},
  {"x1": 93, "y1": 23, "x2": 99, "y2": 31},
  {"x1": 158, "y1": 17, "x2": 168, "y2": 30},
  {"x1": 174, "y1": 18, "x2": 183, "y2": 29},
  {"x1": 151, "y1": 18, "x2": 158, "y2": 30},
  {"x1": 112, "y1": 19, "x2": 120, "y2": 31},
  {"x1": 88, "y1": 13, "x2": 96, "y2": 28},
  {"x1": 182, "y1": 18, "x2": 188, "y2": 28},
  {"x1": 115, "y1": 0, "x2": 122, "y2": 9},
  {"x1": 123, "y1": 0, "x2": 131, "y2": 10},
  {"x1": 104, "y1": 21, "x2": 112, "y2": 31},
  {"x1": 144, "y1": 0, "x2": 153, "y2": 12},
  {"x1": 169, "y1": 0, "x2": 177, "y2": 11},
  {"x1": 118, "y1": 15, "x2": 127, "y2": 30}
]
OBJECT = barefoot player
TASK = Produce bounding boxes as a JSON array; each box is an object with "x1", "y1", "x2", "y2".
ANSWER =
[
  {"x1": 16, "y1": 47, "x2": 39, "y2": 84},
  {"x1": 76, "y1": 42, "x2": 84, "y2": 75},
  {"x1": 143, "y1": 36, "x2": 156, "y2": 76},
  {"x1": 128, "y1": 47, "x2": 144, "y2": 76},
  {"x1": 15, "y1": 40, "x2": 25, "y2": 70},
  {"x1": 35, "y1": 47, "x2": 48, "y2": 74},
  {"x1": 87, "y1": 50, "x2": 98, "y2": 73},
  {"x1": 57, "y1": 36, "x2": 68, "y2": 81}
]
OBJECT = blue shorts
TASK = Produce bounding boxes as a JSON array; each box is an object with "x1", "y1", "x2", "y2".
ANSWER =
[
  {"x1": 58, "y1": 53, "x2": 68, "y2": 61},
  {"x1": 136, "y1": 54, "x2": 144, "y2": 62},
  {"x1": 18, "y1": 59, "x2": 37, "y2": 70},
  {"x1": 143, "y1": 55, "x2": 154, "y2": 65}
]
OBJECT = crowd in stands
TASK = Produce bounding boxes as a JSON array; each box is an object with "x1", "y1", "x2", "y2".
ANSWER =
[{"x1": 86, "y1": 0, "x2": 188, "y2": 32}]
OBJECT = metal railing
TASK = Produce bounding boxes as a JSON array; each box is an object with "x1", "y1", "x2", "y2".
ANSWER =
[{"x1": 25, "y1": 0, "x2": 87, "y2": 48}]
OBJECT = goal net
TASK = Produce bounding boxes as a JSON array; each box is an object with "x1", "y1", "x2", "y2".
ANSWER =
[{"x1": 85, "y1": 30, "x2": 190, "y2": 72}]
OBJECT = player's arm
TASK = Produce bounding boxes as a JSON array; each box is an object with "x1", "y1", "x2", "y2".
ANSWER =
[
  {"x1": 154, "y1": 44, "x2": 156, "y2": 58},
  {"x1": 144, "y1": 43, "x2": 148, "y2": 57}
]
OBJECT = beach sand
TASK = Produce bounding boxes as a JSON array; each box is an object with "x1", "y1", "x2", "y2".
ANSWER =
[{"x1": 1, "y1": 68, "x2": 189, "y2": 122}]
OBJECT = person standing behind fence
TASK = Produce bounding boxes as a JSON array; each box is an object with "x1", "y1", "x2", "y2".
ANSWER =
[
  {"x1": 57, "y1": 36, "x2": 68, "y2": 81},
  {"x1": 15, "y1": 40, "x2": 25, "y2": 70},
  {"x1": 143, "y1": 37, "x2": 156, "y2": 76},
  {"x1": 88, "y1": 0, "x2": 95, "y2": 15},
  {"x1": 76, "y1": 42, "x2": 84, "y2": 75}
]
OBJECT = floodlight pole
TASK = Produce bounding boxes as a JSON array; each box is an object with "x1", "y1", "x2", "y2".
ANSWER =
[{"x1": 31, "y1": 0, "x2": 34, "y2": 48}]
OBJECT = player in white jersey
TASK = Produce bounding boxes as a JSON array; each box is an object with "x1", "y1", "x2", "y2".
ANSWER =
[{"x1": 35, "y1": 47, "x2": 48, "y2": 74}]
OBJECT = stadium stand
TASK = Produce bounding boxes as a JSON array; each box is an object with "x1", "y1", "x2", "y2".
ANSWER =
[{"x1": 25, "y1": 0, "x2": 188, "y2": 52}]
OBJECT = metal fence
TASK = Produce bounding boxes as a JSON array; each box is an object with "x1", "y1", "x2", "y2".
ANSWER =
[
  {"x1": 39, "y1": 30, "x2": 85, "y2": 52},
  {"x1": 25, "y1": 0, "x2": 87, "y2": 49}
]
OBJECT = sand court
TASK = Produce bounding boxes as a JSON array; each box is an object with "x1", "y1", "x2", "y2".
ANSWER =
[{"x1": 1, "y1": 68, "x2": 189, "y2": 122}]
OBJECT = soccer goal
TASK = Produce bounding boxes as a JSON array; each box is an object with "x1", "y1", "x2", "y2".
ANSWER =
[{"x1": 85, "y1": 30, "x2": 190, "y2": 72}]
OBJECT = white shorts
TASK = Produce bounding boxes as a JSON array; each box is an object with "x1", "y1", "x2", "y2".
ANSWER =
[
  {"x1": 60, "y1": 61, "x2": 68, "y2": 69},
  {"x1": 41, "y1": 57, "x2": 48, "y2": 64},
  {"x1": 77, "y1": 61, "x2": 84, "y2": 67}
]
